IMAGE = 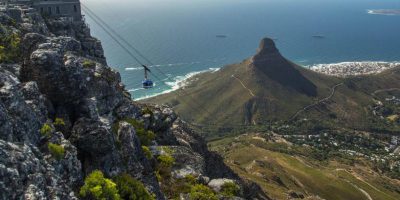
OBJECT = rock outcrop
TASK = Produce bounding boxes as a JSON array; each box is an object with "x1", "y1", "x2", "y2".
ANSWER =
[
  {"x1": 251, "y1": 38, "x2": 317, "y2": 97},
  {"x1": 0, "y1": 4, "x2": 267, "y2": 200}
]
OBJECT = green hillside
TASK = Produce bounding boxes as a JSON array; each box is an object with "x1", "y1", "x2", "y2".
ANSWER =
[
  {"x1": 144, "y1": 38, "x2": 400, "y2": 137},
  {"x1": 209, "y1": 133, "x2": 400, "y2": 200}
]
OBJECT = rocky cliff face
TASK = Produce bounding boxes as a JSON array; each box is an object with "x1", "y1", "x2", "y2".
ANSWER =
[{"x1": 0, "y1": 5, "x2": 267, "y2": 200}]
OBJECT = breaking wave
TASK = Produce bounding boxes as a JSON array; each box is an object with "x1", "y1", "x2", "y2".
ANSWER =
[
  {"x1": 367, "y1": 9, "x2": 400, "y2": 16},
  {"x1": 134, "y1": 67, "x2": 220, "y2": 100}
]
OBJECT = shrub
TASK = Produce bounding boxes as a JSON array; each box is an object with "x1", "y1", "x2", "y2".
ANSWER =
[
  {"x1": 112, "y1": 121, "x2": 121, "y2": 134},
  {"x1": 48, "y1": 143, "x2": 65, "y2": 160},
  {"x1": 124, "y1": 118, "x2": 155, "y2": 146},
  {"x1": 40, "y1": 123, "x2": 52, "y2": 137},
  {"x1": 157, "y1": 154, "x2": 175, "y2": 169},
  {"x1": 220, "y1": 182, "x2": 240, "y2": 197},
  {"x1": 142, "y1": 146, "x2": 153, "y2": 159},
  {"x1": 54, "y1": 118, "x2": 65, "y2": 126},
  {"x1": 113, "y1": 173, "x2": 154, "y2": 200},
  {"x1": 124, "y1": 118, "x2": 144, "y2": 129},
  {"x1": 0, "y1": 30, "x2": 21, "y2": 63},
  {"x1": 80, "y1": 170, "x2": 121, "y2": 200},
  {"x1": 156, "y1": 154, "x2": 175, "y2": 182},
  {"x1": 155, "y1": 171, "x2": 162, "y2": 182},
  {"x1": 137, "y1": 130, "x2": 155, "y2": 146},
  {"x1": 159, "y1": 146, "x2": 174, "y2": 155},
  {"x1": 82, "y1": 60, "x2": 96, "y2": 68},
  {"x1": 160, "y1": 175, "x2": 198, "y2": 199},
  {"x1": 141, "y1": 107, "x2": 153, "y2": 116},
  {"x1": 184, "y1": 175, "x2": 197, "y2": 185},
  {"x1": 189, "y1": 184, "x2": 217, "y2": 200}
]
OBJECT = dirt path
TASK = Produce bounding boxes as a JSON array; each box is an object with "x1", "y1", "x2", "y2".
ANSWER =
[
  {"x1": 232, "y1": 74, "x2": 255, "y2": 97},
  {"x1": 335, "y1": 168, "x2": 395, "y2": 199},
  {"x1": 349, "y1": 182, "x2": 373, "y2": 200},
  {"x1": 290, "y1": 83, "x2": 344, "y2": 120},
  {"x1": 334, "y1": 169, "x2": 373, "y2": 200}
]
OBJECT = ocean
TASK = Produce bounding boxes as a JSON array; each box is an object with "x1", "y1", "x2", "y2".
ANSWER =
[{"x1": 82, "y1": 0, "x2": 400, "y2": 100}]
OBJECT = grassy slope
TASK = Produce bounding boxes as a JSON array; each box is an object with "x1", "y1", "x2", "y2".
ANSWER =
[
  {"x1": 143, "y1": 36, "x2": 400, "y2": 137},
  {"x1": 144, "y1": 55, "x2": 400, "y2": 132},
  {"x1": 209, "y1": 134, "x2": 400, "y2": 200},
  {"x1": 145, "y1": 59, "x2": 336, "y2": 123}
]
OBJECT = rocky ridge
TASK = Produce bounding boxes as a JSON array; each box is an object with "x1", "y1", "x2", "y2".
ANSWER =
[{"x1": 0, "y1": 5, "x2": 267, "y2": 200}]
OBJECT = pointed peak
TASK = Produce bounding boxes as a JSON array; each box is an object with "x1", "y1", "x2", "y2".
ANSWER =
[
  {"x1": 251, "y1": 38, "x2": 283, "y2": 65},
  {"x1": 255, "y1": 38, "x2": 280, "y2": 58}
]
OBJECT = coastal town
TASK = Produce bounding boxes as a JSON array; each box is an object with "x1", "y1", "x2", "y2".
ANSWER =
[{"x1": 309, "y1": 61, "x2": 400, "y2": 77}]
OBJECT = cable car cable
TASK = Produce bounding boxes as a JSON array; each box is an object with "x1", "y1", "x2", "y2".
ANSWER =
[{"x1": 82, "y1": 5, "x2": 272, "y2": 129}]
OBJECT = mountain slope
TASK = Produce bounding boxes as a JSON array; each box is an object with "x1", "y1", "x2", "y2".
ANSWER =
[
  {"x1": 146, "y1": 38, "x2": 400, "y2": 134},
  {"x1": 209, "y1": 133, "x2": 400, "y2": 200}
]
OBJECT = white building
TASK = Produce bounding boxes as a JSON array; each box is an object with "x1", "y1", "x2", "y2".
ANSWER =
[{"x1": 1, "y1": 0, "x2": 82, "y2": 21}]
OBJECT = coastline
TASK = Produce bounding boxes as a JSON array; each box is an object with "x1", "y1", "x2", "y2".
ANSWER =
[
  {"x1": 136, "y1": 61, "x2": 400, "y2": 100},
  {"x1": 134, "y1": 67, "x2": 220, "y2": 100}
]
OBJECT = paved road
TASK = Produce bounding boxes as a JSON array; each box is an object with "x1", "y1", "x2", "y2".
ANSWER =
[
  {"x1": 290, "y1": 83, "x2": 344, "y2": 120},
  {"x1": 372, "y1": 88, "x2": 400, "y2": 96}
]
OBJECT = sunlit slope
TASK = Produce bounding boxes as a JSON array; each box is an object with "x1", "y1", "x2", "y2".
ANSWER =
[
  {"x1": 209, "y1": 134, "x2": 400, "y2": 200},
  {"x1": 145, "y1": 38, "x2": 400, "y2": 131}
]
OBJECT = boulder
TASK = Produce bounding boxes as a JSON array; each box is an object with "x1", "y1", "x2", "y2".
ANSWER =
[{"x1": 0, "y1": 139, "x2": 81, "y2": 199}]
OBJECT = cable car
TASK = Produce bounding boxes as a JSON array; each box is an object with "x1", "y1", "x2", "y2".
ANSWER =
[{"x1": 142, "y1": 65, "x2": 154, "y2": 89}]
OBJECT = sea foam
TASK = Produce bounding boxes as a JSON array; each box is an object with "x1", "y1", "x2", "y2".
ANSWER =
[
  {"x1": 134, "y1": 67, "x2": 220, "y2": 100},
  {"x1": 367, "y1": 9, "x2": 400, "y2": 16}
]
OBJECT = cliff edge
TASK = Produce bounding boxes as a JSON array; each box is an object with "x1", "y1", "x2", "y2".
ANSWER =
[{"x1": 0, "y1": 4, "x2": 267, "y2": 200}]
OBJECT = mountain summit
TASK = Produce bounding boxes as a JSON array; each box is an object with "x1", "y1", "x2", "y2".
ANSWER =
[
  {"x1": 253, "y1": 38, "x2": 282, "y2": 61},
  {"x1": 250, "y1": 38, "x2": 317, "y2": 97}
]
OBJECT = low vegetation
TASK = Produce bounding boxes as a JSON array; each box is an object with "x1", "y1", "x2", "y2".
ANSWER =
[
  {"x1": 161, "y1": 175, "x2": 196, "y2": 198},
  {"x1": 125, "y1": 118, "x2": 155, "y2": 146},
  {"x1": 47, "y1": 143, "x2": 65, "y2": 160},
  {"x1": 209, "y1": 133, "x2": 400, "y2": 200},
  {"x1": 40, "y1": 123, "x2": 53, "y2": 137},
  {"x1": 157, "y1": 154, "x2": 175, "y2": 169},
  {"x1": 112, "y1": 118, "x2": 155, "y2": 146},
  {"x1": 80, "y1": 171, "x2": 155, "y2": 200},
  {"x1": 142, "y1": 146, "x2": 153, "y2": 159},
  {"x1": 82, "y1": 60, "x2": 96, "y2": 68},
  {"x1": 80, "y1": 170, "x2": 121, "y2": 200},
  {"x1": 156, "y1": 154, "x2": 175, "y2": 182},
  {"x1": 141, "y1": 107, "x2": 153, "y2": 116},
  {"x1": 54, "y1": 118, "x2": 65, "y2": 126},
  {"x1": 113, "y1": 173, "x2": 154, "y2": 200},
  {"x1": 189, "y1": 184, "x2": 217, "y2": 200},
  {"x1": 0, "y1": 25, "x2": 21, "y2": 63},
  {"x1": 220, "y1": 182, "x2": 240, "y2": 197}
]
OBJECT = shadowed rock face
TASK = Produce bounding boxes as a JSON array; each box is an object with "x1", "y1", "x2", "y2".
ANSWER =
[
  {"x1": 252, "y1": 38, "x2": 317, "y2": 97},
  {"x1": 1, "y1": 6, "x2": 269, "y2": 200}
]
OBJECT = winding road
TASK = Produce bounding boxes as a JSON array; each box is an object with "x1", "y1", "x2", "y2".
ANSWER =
[
  {"x1": 230, "y1": 74, "x2": 345, "y2": 121},
  {"x1": 290, "y1": 83, "x2": 344, "y2": 120},
  {"x1": 372, "y1": 88, "x2": 400, "y2": 96}
]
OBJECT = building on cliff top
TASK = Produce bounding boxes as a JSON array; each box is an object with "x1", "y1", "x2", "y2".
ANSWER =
[{"x1": 1, "y1": 0, "x2": 81, "y2": 21}]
